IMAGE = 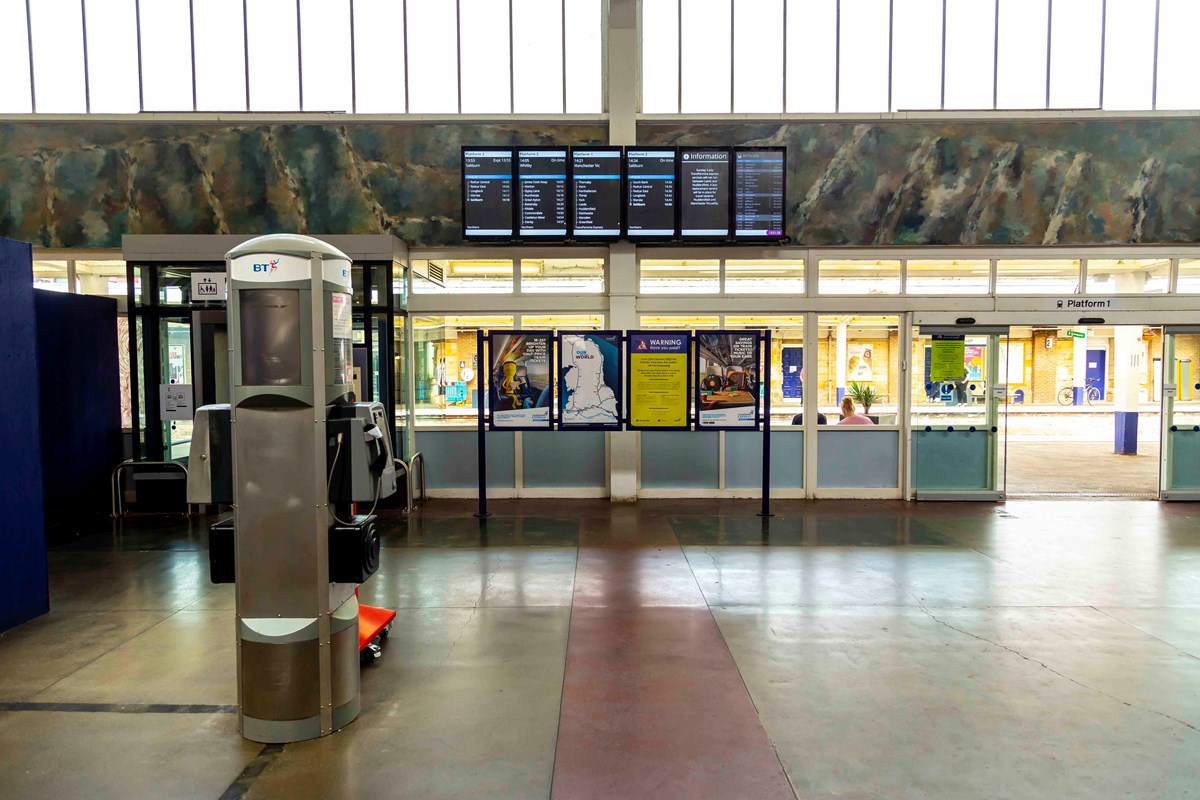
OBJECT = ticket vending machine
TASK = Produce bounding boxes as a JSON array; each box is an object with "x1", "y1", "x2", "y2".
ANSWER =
[{"x1": 190, "y1": 234, "x2": 396, "y2": 743}]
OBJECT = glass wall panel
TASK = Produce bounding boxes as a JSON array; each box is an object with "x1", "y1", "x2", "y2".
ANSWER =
[
  {"x1": 995, "y1": 258, "x2": 1081, "y2": 294},
  {"x1": 724, "y1": 260, "x2": 804, "y2": 294},
  {"x1": 139, "y1": 0, "x2": 193, "y2": 110},
  {"x1": 76, "y1": 260, "x2": 131, "y2": 296},
  {"x1": 519, "y1": 314, "x2": 605, "y2": 329},
  {"x1": 32, "y1": 260, "x2": 70, "y2": 293},
  {"x1": 161, "y1": 318, "x2": 193, "y2": 460},
  {"x1": 1048, "y1": 0, "x2": 1101, "y2": 109},
  {"x1": 513, "y1": 0, "x2": 564, "y2": 113},
  {"x1": 891, "y1": 0, "x2": 942, "y2": 111},
  {"x1": 29, "y1": 0, "x2": 87, "y2": 112},
  {"x1": 460, "y1": 0, "x2": 512, "y2": 113},
  {"x1": 818, "y1": 259, "x2": 901, "y2": 295},
  {"x1": 0, "y1": 0, "x2": 33, "y2": 112},
  {"x1": 565, "y1": 0, "x2": 602, "y2": 113},
  {"x1": 412, "y1": 259, "x2": 515, "y2": 294},
  {"x1": 1176, "y1": 260, "x2": 1200, "y2": 293},
  {"x1": 995, "y1": 0, "x2": 1048, "y2": 109},
  {"x1": 300, "y1": 0, "x2": 353, "y2": 112},
  {"x1": 681, "y1": 0, "x2": 732, "y2": 112},
  {"x1": 639, "y1": 259, "x2": 720, "y2": 294},
  {"x1": 905, "y1": 259, "x2": 990, "y2": 295},
  {"x1": 413, "y1": 314, "x2": 512, "y2": 426},
  {"x1": 353, "y1": 0, "x2": 406, "y2": 112},
  {"x1": 1167, "y1": 334, "x2": 1200, "y2": 428},
  {"x1": 194, "y1": 0, "x2": 247, "y2": 110},
  {"x1": 786, "y1": 0, "x2": 836, "y2": 112},
  {"x1": 943, "y1": 0, "x2": 995, "y2": 109},
  {"x1": 1086, "y1": 259, "x2": 1170, "y2": 295},
  {"x1": 725, "y1": 315, "x2": 804, "y2": 423},
  {"x1": 406, "y1": 0, "x2": 459, "y2": 112},
  {"x1": 733, "y1": 0, "x2": 783, "y2": 113},
  {"x1": 1155, "y1": 0, "x2": 1200, "y2": 110},
  {"x1": 638, "y1": 315, "x2": 719, "y2": 329},
  {"x1": 911, "y1": 330, "x2": 991, "y2": 427},
  {"x1": 817, "y1": 315, "x2": 901, "y2": 424},
  {"x1": 641, "y1": 0, "x2": 680, "y2": 112},
  {"x1": 246, "y1": 0, "x2": 300, "y2": 111},
  {"x1": 84, "y1": 0, "x2": 140, "y2": 113},
  {"x1": 1101, "y1": 0, "x2": 1154, "y2": 110},
  {"x1": 838, "y1": 0, "x2": 890, "y2": 112},
  {"x1": 520, "y1": 258, "x2": 605, "y2": 293}
]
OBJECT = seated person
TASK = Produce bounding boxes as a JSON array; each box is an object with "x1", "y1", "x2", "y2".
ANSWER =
[
  {"x1": 836, "y1": 397, "x2": 875, "y2": 426},
  {"x1": 790, "y1": 413, "x2": 829, "y2": 425}
]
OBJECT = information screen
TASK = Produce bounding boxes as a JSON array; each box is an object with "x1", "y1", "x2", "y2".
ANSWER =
[
  {"x1": 679, "y1": 148, "x2": 731, "y2": 239},
  {"x1": 517, "y1": 148, "x2": 568, "y2": 238},
  {"x1": 462, "y1": 147, "x2": 514, "y2": 238},
  {"x1": 571, "y1": 147, "x2": 622, "y2": 238},
  {"x1": 625, "y1": 148, "x2": 677, "y2": 238},
  {"x1": 733, "y1": 147, "x2": 786, "y2": 239}
]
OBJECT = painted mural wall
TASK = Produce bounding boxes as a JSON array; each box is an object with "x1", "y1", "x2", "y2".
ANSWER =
[
  {"x1": 640, "y1": 119, "x2": 1200, "y2": 246},
  {"x1": 1, "y1": 118, "x2": 1198, "y2": 248}
]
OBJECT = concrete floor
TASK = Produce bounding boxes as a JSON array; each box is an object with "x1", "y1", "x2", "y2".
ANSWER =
[{"x1": 1, "y1": 500, "x2": 1198, "y2": 799}]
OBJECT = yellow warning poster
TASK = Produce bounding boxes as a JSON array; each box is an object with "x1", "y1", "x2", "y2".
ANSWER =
[
  {"x1": 930, "y1": 335, "x2": 966, "y2": 381},
  {"x1": 628, "y1": 332, "x2": 689, "y2": 428}
]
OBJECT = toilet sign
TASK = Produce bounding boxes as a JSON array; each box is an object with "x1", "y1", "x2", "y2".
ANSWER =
[{"x1": 190, "y1": 272, "x2": 227, "y2": 301}]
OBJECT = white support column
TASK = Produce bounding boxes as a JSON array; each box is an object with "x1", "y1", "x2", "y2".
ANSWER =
[
  {"x1": 835, "y1": 321, "x2": 848, "y2": 403},
  {"x1": 607, "y1": 0, "x2": 637, "y2": 145},
  {"x1": 609, "y1": 244, "x2": 638, "y2": 501},
  {"x1": 1113, "y1": 272, "x2": 1147, "y2": 454},
  {"x1": 1072, "y1": 333, "x2": 1088, "y2": 405}
]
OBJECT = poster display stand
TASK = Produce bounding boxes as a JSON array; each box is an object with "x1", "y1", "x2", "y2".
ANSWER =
[{"x1": 474, "y1": 329, "x2": 774, "y2": 519}]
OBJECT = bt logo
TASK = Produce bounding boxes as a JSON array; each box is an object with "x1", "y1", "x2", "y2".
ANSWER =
[{"x1": 251, "y1": 259, "x2": 280, "y2": 274}]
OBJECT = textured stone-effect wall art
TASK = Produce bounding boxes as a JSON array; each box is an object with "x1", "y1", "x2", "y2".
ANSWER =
[
  {"x1": 0, "y1": 122, "x2": 607, "y2": 248},
  {"x1": 2, "y1": 117, "x2": 1199, "y2": 247},
  {"x1": 640, "y1": 119, "x2": 1200, "y2": 246}
]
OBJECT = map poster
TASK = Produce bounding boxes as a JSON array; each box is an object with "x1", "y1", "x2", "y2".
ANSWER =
[
  {"x1": 696, "y1": 331, "x2": 761, "y2": 429},
  {"x1": 488, "y1": 331, "x2": 553, "y2": 429},
  {"x1": 558, "y1": 331, "x2": 623, "y2": 430},
  {"x1": 626, "y1": 331, "x2": 690, "y2": 429},
  {"x1": 929, "y1": 335, "x2": 966, "y2": 381}
]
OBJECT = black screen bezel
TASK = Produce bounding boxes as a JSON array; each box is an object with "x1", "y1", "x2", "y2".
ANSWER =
[
  {"x1": 623, "y1": 146, "x2": 679, "y2": 241},
  {"x1": 731, "y1": 146, "x2": 788, "y2": 242},
  {"x1": 461, "y1": 145, "x2": 516, "y2": 242},
  {"x1": 515, "y1": 145, "x2": 571, "y2": 242},
  {"x1": 568, "y1": 145, "x2": 625, "y2": 242},
  {"x1": 678, "y1": 146, "x2": 734, "y2": 242}
]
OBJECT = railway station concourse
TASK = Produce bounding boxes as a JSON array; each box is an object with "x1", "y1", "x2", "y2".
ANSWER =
[{"x1": 1, "y1": 1, "x2": 1199, "y2": 798}]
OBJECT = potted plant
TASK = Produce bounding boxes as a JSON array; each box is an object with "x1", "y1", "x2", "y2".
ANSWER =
[{"x1": 847, "y1": 381, "x2": 879, "y2": 417}]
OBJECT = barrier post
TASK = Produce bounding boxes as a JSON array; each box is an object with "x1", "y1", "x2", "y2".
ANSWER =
[
  {"x1": 475, "y1": 329, "x2": 490, "y2": 518},
  {"x1": 759, "y1": 329, "x2": 773, "y2": 518}
]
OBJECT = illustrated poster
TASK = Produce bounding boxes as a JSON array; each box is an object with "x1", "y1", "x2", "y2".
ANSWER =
[
  {"x1": 696, "y1": 331, "x2": 760, "y2": 429},
  {"x1": 558, "y1": 331, "x2": 622, "y2": 429},
  {"x1": 488, "y1": 331, "x2": 552, "y2": 429}
]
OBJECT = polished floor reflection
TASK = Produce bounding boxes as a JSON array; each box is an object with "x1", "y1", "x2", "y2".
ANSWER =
[{"x1": 0, "y1": 499, "x2": 1197, "y2": 799}]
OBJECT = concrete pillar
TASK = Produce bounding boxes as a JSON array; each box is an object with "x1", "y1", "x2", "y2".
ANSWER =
[
  {"x1": 1113, "y1": 326, "x2": 1143, "y2": 454},
  {"x1": 608, "y1": 245, "x2": 638, "y2": 501},
  {"x1": 835, "y1": 322, "x2": 848, "y2": 402},
  {"x1": 1072, "y1": 333, "x2": 1088, "y2": 405}
]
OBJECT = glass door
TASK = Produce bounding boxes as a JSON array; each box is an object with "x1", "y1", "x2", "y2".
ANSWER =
[
  {"x1": 910, "y1": 326, "x2": 1009, "y2": 500},
  {"x1": 160, "y1": 317, "x2": 193, "y2": 461},
  {"x1": 1160, "y1": 328, "x2": 1200, "y2": 500}
]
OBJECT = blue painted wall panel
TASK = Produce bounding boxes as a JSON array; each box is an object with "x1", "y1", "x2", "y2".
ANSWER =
[
  {"x1": 724, "y1": 430, "x2": 804, "y2": 489},
  {"x1": 817, "y1": 429, "x2": 899, "y2": 489},
  {"x1": 0, "y1": 238, "x2": 47, "y2": 631},
  {"x1": 523, "y1": 431, "x2": 606, "y2": 488},
  {"x1": 641, "y1": 431, "x2": 719, "y2": 489},
  {"x1": 416, "y1": 430, "x2": 515, "y2": 490}
]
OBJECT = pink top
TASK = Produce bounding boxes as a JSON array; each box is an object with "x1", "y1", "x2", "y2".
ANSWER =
[{"x1": 838, "y1": 414, "x2": 875, "y2": 426}]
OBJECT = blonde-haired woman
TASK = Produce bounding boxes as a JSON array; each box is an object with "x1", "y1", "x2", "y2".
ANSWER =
[{"x1": 837, "y1": 396, "x2": 874, "y2": 426}]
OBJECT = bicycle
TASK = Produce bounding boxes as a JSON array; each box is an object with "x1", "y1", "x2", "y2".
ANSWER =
[{"x1": 1057, "y1": 379, "x2": 1103, "y2": 406}]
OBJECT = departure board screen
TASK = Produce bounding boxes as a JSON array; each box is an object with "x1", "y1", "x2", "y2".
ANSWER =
[
  {"x1": 625, "y1": 148, "x2": 677, "y2": 238},
  {"x1": 571, "y1": 147, "x2": 622, "y2": 238},
  {"x1": 462, "y1": 147, "x2": 514, "y2": 238},
  {"x1": 679, "y1": 147, "x2": 731, "y2": 239},
  {"x1": 733, "y1": 147, "x2": 786, "y2": 239},
  {"x1": 517, "y1": 148, "x2": 568, "y2": 238}
]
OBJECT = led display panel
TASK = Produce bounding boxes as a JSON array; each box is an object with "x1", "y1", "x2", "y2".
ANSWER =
[
  {"x1": 733, "y1": 147, "x2": 786, "y2": 239},
  {"x1": 462, "y1": 147, "x2": 515, "y2": 239},
  {"x1": 625, "y1": 147, "x2": 677, "y2": 238},
  {"x1": 570, "y1": 147, "x2": 622, "y2": 238},
  {"x1": 679, "y1": 147, "x2": 732, "y2": 239},
  {"x1": 517, "y1": 147, "x2": 568, "y2": 238}
]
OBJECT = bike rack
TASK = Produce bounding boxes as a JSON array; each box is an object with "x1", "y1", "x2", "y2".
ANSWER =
[
  {"x1": 408, "y1": 451, "x2": 427, "y2": 504},
  {"x1": 111, "y1": 459, "x2": 191, "y2": 518},
  {"x1": 393, "y1": 458, "x2": 412, "y2": 513}
]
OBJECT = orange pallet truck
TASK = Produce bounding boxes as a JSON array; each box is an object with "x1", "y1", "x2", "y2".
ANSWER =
[{"x1": 357, "y1": 589, "x2": 396, "y2": 664}]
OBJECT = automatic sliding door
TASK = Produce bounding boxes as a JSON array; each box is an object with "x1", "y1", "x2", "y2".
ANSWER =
[
  {"x1": 1161, "y1": 328, "x2": 1200, "y2": 500},
  {"x1": 910, "y1": 326, "x2": 1009, "y2": 500}
]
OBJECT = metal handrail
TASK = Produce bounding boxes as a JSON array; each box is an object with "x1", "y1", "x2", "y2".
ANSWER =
[
  {"x1": 111, "y1": 459, "x2": 191, "y2": 518},
  {"x1": 393, "y1": 458, "x2": 412, "y2": 513},
  {"x1": 409, "y1": 451, "x2": 427, "y2": 502}
]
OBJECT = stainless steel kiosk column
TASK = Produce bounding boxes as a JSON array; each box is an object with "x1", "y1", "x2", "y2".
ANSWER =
[{"x1": 226, "y1": 234, "x2": 359, "y2": 743}]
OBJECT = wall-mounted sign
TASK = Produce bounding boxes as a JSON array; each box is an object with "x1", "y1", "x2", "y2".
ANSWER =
[
  {"x1": 160, "y1": 383, "x2": 193, "y2": 421},
  {"x1": 1066, "y1": 329, "x2": 1087, "y2": 339},
  {"x1": 487, "y1": 331, "x2": 552, "y2": 430},
  {"x1": 695, "y1": 331, "x2": 760, "y2": 430},
  {"x1": 558, "y1": 331, "x2": 622, "y2": 430},
  {"x1": 626, "y1": 331, "x2": 690, "y2": 429},
  {"x1": 929, "y1": 335, "x2": 966, "y2": 381},
  {"x1": 190, "y1": 272, "x2": 227, "y2": 300}
]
